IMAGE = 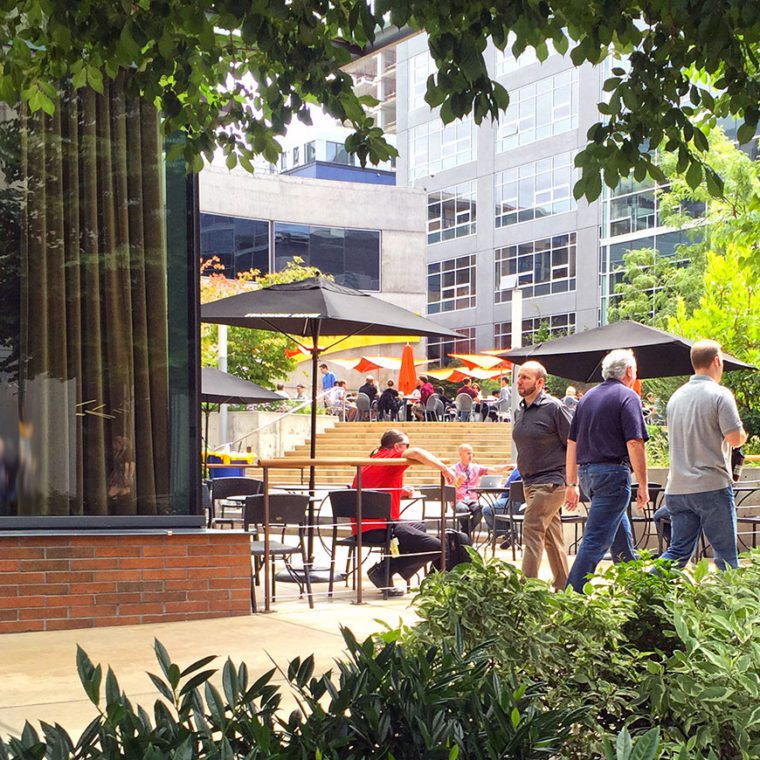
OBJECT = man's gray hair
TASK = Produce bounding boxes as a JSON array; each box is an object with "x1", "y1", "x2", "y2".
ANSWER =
[{"x1": 601, "y1": 348, "x2": 636, "y2": 380}]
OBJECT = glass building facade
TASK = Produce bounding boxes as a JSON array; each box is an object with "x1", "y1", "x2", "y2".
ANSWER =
[
  {"x1": 200, "y1": 213, "x2": 382, "y2": 291},
  {"x1": 0, "y1": 84, "x2": 199, "y2": 527}
]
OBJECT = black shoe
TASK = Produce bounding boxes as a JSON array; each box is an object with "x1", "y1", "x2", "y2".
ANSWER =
[
  {"x1": 367, "y1": 563, "x2": 404, "y2": 596},
  {"x1": 499, "y1": 537, "x2": 513, "y2": 550}
]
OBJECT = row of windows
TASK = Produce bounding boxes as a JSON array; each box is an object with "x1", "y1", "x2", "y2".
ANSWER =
[
  {"x1": 494, "y1": 313, "x2": 576, "y2": 350},
  {"x1": 427, "y1": 255, "x2": 477, "y2": 314},
  {"x1": 409, "y1": 35, "x2": 564, "y2": 113},
  {"x1": 427, "y1": 181, "x2": 477, "y2": 244},
  {"x1": 200, "y1": 214, "x2": 381, "y2": 291},
  {"x1": 495, "y1": 151, "x2": 576, "y2": 228},
  {"x1": 601, "y1": 180, "x2": 705, "y2": 240},
  {"x1": 427, "y1": 328, "x2": 476, "y2": 365},
  {"x1": 426, "y1": 232, "x2": 577, "y2": 313},
  {"x1": 495, "y1": 70, "x2": 578, "y2": 153},
  {"x1": 495, "y1": 233, "x2": 577, "y2": 302},
  {"x1": 427, "y1": 155, "x2": 576, "y2": 245},
  {"x1": 408, "y1": 118, "x2": 477, "y2": 180},
  {"x1": 424, "y1": 315, "x2": 577, "y2": 363},
  {"x1": 408, "y1": 69, "x2": 579, "y2": 181}
]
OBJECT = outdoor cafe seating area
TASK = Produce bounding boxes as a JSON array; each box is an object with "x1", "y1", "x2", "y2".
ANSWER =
[{"x1": 203, "y1": 463, "x2": 760, "y2": 613}]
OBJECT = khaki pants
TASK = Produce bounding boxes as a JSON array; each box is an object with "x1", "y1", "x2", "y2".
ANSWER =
[{"x1": 522, "y1": 483, "x2": 568, "y2": 590}]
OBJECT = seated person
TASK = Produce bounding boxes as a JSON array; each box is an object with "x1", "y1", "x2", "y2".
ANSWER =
[
  {"x1": 352, "y1": 429, "x2": 462, "y2": 596},
  {"x1": 377, "y1": 380, "x2": 401, "y2": 420},
  {"x1": 481, "y1": 391, "x2": 501, "y2": 422},
  {"x1": 456, "y1": 377, "x2": 479, "y2": 420},
  {"x1": 412, "y1": 375, "x2": 435, "y2": 421},
  {"x1": 327, "y1": 380, "x2": 357, "y2": 421},
  {"x1": 358, "y1": 375, "x2": 378, "y2": 403},
  {"x1": 482, "y1": 468, "x2": 522, "y2": 549},
  {"x1": 452, "y1": 444, "x2": 513, "y2": 536},
  {"x1": 457, "y1": 377, "x2": 479, "y2": 400},
  {"x1": 436, "y1": 386, "x2": 455, "y2": 412},
  {"x1": 562, "y1": 386, "x2": 578, "y2": 411}
]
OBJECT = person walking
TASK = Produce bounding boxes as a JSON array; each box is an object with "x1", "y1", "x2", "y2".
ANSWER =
[
  {"x1": 659, "y1": 339, "x2": 747, "y2": 570},
  {"x1": 512, "y1": 361, "x2": 573, "y2": 590},
  {"x1": 564, "y1": 348, "x2": 649, "y2": 592}
]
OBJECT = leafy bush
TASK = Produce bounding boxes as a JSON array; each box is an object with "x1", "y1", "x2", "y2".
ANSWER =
[
  {"x1": 402, "y1": 549, "x2": 760, "y2": 759},
  {"x1": 0, "y1": 628, "x2": 586, "y2": 760}
]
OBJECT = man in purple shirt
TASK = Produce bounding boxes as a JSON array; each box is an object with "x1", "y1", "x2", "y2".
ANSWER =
[{"x1": 564, "y1": 348, "x2": 650, "y2": 592}]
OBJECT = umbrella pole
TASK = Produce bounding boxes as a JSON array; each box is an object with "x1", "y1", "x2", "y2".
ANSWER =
[
  {"x1": 203, "y1": 406, "x2": 211, "y2": 480},
  {"x1": 308, "y1": 321, "x2": 321, "y2": 564}
]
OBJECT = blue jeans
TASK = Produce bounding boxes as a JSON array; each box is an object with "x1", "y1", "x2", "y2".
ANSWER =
[
  {"x1": 565, "y1": 463, "x2": 637, "y2": 592},
  {"x1": 483, "y1": 493, "x2": 510, "y2": 534},
  {"x1": 659, "y1": 487, "x2": 738, "y2": 570}
]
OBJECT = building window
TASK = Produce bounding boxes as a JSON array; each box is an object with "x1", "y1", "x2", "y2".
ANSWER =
[
  {"x1": 200, "y1": 214, "x2": 270, "y2": 278},
  {"x1": 326, "y1": 141, "x2": 353, "y2": 165},
  {"x1": 598, "y1": 229, "x2": 700, "y2": 322},
  {"x1": 495, "y1": 232, "x2": 576, "y2": 301},
  {"x1": 495, "y1": 152, "x2": 576, "y2": 227},
  {"x1": 0, "y1": 89, "x2": 197, "y2": 526},
  {"x1": 495, "y1": 70, "x2": 578, "y2": 153},
  {"x1": 273, "y1": 223, "x2": 380, "y2": 291},
  {"x1": 305, "y1": 140, "x2": 316, "y2": 163},
  {"x1": 409, "y1": 50, "x2": 435, "y2": 111},
  {"x1": 427, "y1": 327, "x2": 476, "y2": 365},
  {"x1": 494, "y1": 32, "x2": 560, "y2": 76},
  {"x1": 427, "y1": 255, "x2": 477, "y2": 314},
  {"x1": 495, "y1": 313, "x2": 576, "y2": 349},
  {"x1": 601, "y1": 178, "x2": 705, "y2": 239},
  {"x1": 409, "y1": 117, "x2": 476, "y2": 181},
  {"x1": 428, "y1": 181, "x2": 477, "y2": 244}
]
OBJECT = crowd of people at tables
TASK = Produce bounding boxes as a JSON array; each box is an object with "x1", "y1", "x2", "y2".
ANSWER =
[{"x1": 318, "y1": 363, "x2": 514, "y2": 422}]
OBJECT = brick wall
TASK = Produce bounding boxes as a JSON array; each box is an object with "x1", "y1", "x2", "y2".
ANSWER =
[{"x1": 0, "y1": 532, "x2": 252, "y2": 633}]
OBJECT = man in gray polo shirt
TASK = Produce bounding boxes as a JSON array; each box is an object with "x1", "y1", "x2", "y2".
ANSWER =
[
  {"x1": 512, "y1": 361, "x2": 572, "y2": 589},
  {"x1": 661, "y1": 339, "x2": 747, "y2": 570}
]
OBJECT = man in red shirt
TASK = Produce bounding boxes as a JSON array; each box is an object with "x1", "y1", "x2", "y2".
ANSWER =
[
  {"x1": 352, "y1": 429, "x2": 457, "y2": 595},
  {"x1": 457, "y1": 377, "x2": 479, "y2": 399}
]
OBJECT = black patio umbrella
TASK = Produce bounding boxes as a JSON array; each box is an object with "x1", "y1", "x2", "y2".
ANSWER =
[
  {"x1": 202, "y1": 276, "x2": 462, "y2": 558},
  {"x1": 499, "y1": 320, "x2": 755, "y2": 382},
  {"x1": 201, "y1": 368, "x2": 281, "y2": 477}
]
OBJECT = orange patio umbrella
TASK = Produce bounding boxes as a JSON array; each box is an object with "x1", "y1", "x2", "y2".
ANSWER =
[
  {"x1": 397, "y1": 344, "x2": 418, "y2": 395},
  {"x1": 330, "y1": 355, "x2": 430, "y2": 373}
]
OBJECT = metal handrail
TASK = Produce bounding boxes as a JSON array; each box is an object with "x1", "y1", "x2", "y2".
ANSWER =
[{"x1": 219, "y1": 389, "x2": 333, "y2": 451}]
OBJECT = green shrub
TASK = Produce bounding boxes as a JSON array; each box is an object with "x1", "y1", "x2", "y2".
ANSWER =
[
  {"x1": 403, "y1": 549, "x2": 760, "y2": 759},
  {"x1": 0, "y1": 628, "x2": 585, "y2": 760}
]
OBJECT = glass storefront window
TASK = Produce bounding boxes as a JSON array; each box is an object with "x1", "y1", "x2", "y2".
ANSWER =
[{"x1": 0, "y1": 80, "x2": 197, "y2": 525}]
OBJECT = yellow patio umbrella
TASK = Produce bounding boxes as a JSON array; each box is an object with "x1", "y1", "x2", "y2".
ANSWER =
[{"x1": 448, "y1": 352, "x2": 512, "y2": 370}]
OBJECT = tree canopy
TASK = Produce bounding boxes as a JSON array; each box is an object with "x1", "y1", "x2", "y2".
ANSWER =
[{"x1": 2, "y1": 0, "x2": 760, "y2": 199}]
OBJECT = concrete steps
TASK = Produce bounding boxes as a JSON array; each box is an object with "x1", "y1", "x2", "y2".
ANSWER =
[{"x1": 264, "y1": 421, "x2": 513, "y2": 486}]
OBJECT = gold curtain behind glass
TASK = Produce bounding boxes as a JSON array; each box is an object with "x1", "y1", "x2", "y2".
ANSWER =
[{"x1": 19, "y1": 76, "x2": 169, "y2": 516}]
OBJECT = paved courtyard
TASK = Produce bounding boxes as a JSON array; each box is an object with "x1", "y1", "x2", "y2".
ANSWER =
[{"x1": 0, "y1": 550, "x2": 566, "y2": 741}]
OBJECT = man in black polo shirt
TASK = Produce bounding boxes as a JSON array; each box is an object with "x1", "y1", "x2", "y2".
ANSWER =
[
  {"x1": 512, "y1": 361, "x2": 573, "y2": 590},
  {"x1": 564, "y1": 348, "x2": 649, "y2": 592}
]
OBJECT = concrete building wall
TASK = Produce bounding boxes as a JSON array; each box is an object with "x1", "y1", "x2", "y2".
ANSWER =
[{"x1": 200, "y1": 167, "x2": 427, "y2": 315}]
